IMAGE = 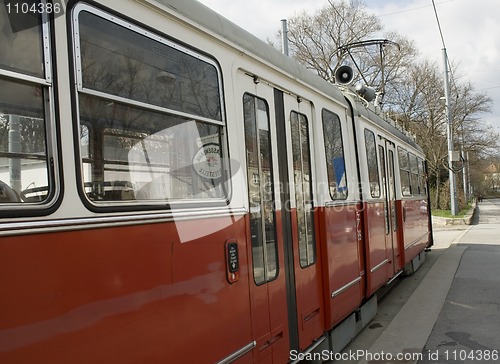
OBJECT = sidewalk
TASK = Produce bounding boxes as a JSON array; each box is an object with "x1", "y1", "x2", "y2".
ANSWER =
[
  {"x1": 355, "y1": 244, "x2": 467, "y2": 364},
  {"x1": 337, "y1": 200, "x2": 500, "y2": 363}
]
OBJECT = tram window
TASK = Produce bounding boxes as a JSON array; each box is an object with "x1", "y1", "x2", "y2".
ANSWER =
[
  {"x1": 322, "y1": 109, "x2": 347, "y2": 200},
  {"x1": 364, "y1": 129, "x2": 380, "y2": 198},
  {"x1": 409, "y1": 153, "x2": 419, "y2": 195},
  {"x1": 79, "y1": 96, "x2": 224, "y2": 202},
  {"x1": 243, "y1": 94, "x2": 278, "y2": 285},
  {"x1": 0, "y1": 3, "x2": 44, "y2": 78},
  {"x1": 291, "y1": 111, "x2": 315, "y2": 268},
  {"x1": 76, "y1": 10, "x2": 221, "y2": 121},
  {"x1": 379, "y1": 145, "x2": 390, "y2": 235},
  {"x1": 0, "y1": 2, "x2": 54, "y2": 206},
  {"x1": 74, "y1": 6, "x2": 226, "y2": 205},
  {"x1": 398, "y1": 148, "x2": 411, "y2": 196}
]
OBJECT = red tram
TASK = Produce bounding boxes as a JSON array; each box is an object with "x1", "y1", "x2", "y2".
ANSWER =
[{"x1": 0, "y1": 0, "x2": 432, "y2": 362}]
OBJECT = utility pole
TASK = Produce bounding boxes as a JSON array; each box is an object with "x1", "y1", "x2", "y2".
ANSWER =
[
  {"x1": 443, "y1": 48, "x2": 458, "y2": 215},
  {"x1": 281, "y1": 19, "x2": 289, "y2": 56}
]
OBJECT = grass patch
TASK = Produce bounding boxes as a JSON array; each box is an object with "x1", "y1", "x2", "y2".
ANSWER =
[{"x1": 432, "y1": 204, "x2": 472, "y2": 218}]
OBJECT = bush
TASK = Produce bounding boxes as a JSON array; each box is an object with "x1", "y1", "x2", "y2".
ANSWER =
[{"x1": 431, "y1": 180, "x2": 466, "y2": 211}]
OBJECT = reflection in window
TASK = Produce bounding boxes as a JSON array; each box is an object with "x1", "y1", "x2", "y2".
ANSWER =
[
  {"x1": 322, "y1": 109, "x2": 347, "y2": 200},
  {"x1": 74, "y1": 7, "x2": 226, "y2": 205},
  {"x1": 78, "y1": 10, "x2": 222, "y2": 121},
  {"x1": 243, "y1": 94, "x2": 278, "y2": 285},
  {"x1": 79, "y1": 95, "x2": 224, "y2": 202},
  {"x1": 0, "y1": 2, "x2": 52, "y2": 205},
  {"x1": 364, "y1": 129, "x2": 380, "y2": 198},
  {"x1": 0, "y1": 2, "x2": 44, "y2": 77},
  {"x1": 291, "y1": 111, "x2": 315, "y2": 268}
]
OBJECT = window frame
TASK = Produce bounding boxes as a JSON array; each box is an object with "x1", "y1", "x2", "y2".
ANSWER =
[
  {"x1": 409, "y1": 152, "x2": 420, "y2": 195},
  {"x1": 71, "y1": 3, "x2": 230, "y2": 210},
  {"x1": 364, "y1": 128, "x2": 381, "y2": 198},
  {"x1": 290, "y1": 110, "x2": 316, "y2": 269},
  {"x1": 398, "y1": 147, "x2": 412, "y2": 197},
  {"x1": 321, "y1": 108, "x2": 348, "y2": 201},
  {"x1": 243, "y1": 93, "x2": 279, "y2": 285},
  {"x1": 417, "y1": 157, "x2": 428, "y2": 196},
  {"x1": 0, "y1": 0, "x2": 60, "y2": 215}
]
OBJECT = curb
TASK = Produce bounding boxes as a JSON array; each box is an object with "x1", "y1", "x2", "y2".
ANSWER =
[{"x1": 431, "y1": 202, "x2": 478, "y2": 225}]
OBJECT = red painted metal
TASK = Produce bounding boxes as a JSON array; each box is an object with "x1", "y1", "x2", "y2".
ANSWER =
[
  {"x1": 289, "y1": 208, "x2": 325, "y2": 351},
  {"x1": 317, "y1": 204, "x2": 363, "y2": 329},
  {"x1": 397, "y1": 199, "x2": 430, "y2": 265},
  {"x1": 247, "y1": 211, "x2": 290, "y2": 364},
  {"x1": 363, "y1": 201, "x2": 389, "y2": 296},
  {"x1": 0, "y1": 216, "x2": 254, "y2": 363}
]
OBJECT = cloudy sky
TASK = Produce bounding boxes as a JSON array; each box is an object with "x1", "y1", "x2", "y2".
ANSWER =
[{"x1": 197, "y1": 0, "x2": 500, "y2": 131}]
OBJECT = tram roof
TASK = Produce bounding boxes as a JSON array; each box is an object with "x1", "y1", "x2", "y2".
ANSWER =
[
  {"x1": 152, "y1": 0, "x2": 346, "y2": 103},
  {"x1": 346, "y1": 95, "x2": 423, "y2": 152},
  {"x1": 153, "y1": 0, "x2": 422, "y2": 153}
]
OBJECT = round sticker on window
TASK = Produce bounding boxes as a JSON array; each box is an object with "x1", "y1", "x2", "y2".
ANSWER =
[{"x1": 192, "y1": 143, "x2": 222, "y2": 180}]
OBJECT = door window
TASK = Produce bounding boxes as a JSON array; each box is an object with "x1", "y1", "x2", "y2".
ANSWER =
[
  {"x1": 364, "y1": 129, "x2": 380, "y2": 198},
  {"x1": 322, "y1": 109, "x2": 347, "y2": 200},
  {"x1": 243, "y1": 94, "x2": 278, "y2": 285},
  {"x1": 290, "y1": 111, "x2": 315, "y2": 268}
]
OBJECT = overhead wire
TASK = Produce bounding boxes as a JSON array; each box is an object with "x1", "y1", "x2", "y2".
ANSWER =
[{"x1": 377, "y1": 0, "x2": 455, "y2": 18}]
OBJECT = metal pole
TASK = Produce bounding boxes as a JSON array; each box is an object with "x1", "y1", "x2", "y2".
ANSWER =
[
  {"x1": 443, "y1": 48, "x2": 458, "y2": 215},
  {"x1": 281, "y1": 19, "x2": 289, "y2": 56},
  {"x1": 462, "y1": 150, "x2": 468, "y2": 202},
  {"x1": 9, "y1": 114, "x2": 22, "y2": 194}
]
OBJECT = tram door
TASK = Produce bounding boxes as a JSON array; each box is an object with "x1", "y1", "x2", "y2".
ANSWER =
[
  {"x1": 239, "y1": 71, "x2": 324, "y2": 361},
  {"x1": 379, "y1": 141, "x2": 401, "y2": 277},
  {"x1": 280, "y1": 93, "x2": 325, "y2": 352},
  {"x1": 241, "y1": 77, "x2": 289, "y2": 363}
]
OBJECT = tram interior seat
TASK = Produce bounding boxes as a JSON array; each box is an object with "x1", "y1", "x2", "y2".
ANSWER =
[{"x1": 0, "y1": 180, "x2": 21, "y2": 203}]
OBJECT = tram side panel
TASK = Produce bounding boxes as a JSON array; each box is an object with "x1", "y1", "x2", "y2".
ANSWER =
[
  {"x1": 0, "y1": 1, "x2": 260, "y2": 362},
  {"x1": 397, "y1": 198, "x2": 429, "y2": 268},
  {"x1": 0, "y1": 218, "x2": 254, "y2": 364},
  {"x1": 318, "y1": 203, "x2": 364, "y2": 329},
  {"x1": 395, "y1": 149, "x2": 431, "y2": 268}
]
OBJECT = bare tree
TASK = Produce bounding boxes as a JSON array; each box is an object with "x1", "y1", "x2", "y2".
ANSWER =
[
  {"x1": 280, "y1": 0, "x2": 419, "y2": 109},
  {"x1": 451, "y1": 80, "x2": 495, "y2": 156},
  {"x1": 392, "y1": 60, "x2": 496, "y2": 207},
  {"x1": 282, "y1": 0, "x2": 382, "y2": 82},
  {"x1": 277, "y1": 0, "x2": 498, "y2": 208}
]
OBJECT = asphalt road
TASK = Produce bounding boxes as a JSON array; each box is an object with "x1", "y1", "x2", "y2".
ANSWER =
[{"x1": 333, "y1": 199, "x2": 500, "y2": 363}]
